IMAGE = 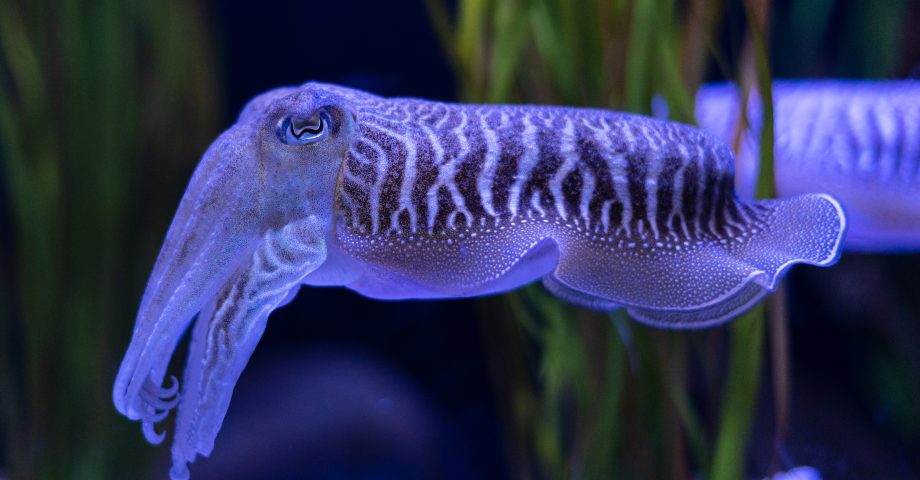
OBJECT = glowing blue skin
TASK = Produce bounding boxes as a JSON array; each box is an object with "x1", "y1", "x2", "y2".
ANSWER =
[
  {"x1": 697, "y1": 80, "x2": 920, "y2": 251},
  {"x1": 113, "y1": 83, "x2": 846, "y2": 478}
]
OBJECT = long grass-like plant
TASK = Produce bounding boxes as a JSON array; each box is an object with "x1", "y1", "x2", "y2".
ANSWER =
[{"x1": 0, "y1": 1, "x2": 220, "y2": 477}]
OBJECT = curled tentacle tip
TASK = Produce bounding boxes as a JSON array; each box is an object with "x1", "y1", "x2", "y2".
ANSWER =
[
  {"x1": 135, "y1": 375, "x2": 182, "y2": 445},
  {"x1": 147, "y1": 407, "x2": 171, "y2": 424},
  {"x1": 139, "y1": 375, "x2": 181, "y2": 414},
  {"x1": 141, "y1": 374, "x2": 178, "y2": 399},
  {"x1": 160, "y1": 375, "x2": 180, "y2": 397},
  {"x1": 142, "y1": 420, "x2": 167, "y2": 445},
  {"x1": 140, "y1": 389, "x2": 181, "y2": 411}
]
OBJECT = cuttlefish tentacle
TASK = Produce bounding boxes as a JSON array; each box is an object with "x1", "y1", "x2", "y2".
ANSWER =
[
  {"x1": 114, "y1": 82, "x2": 845, "y2": 479},
  {"x1": 113, "y1": 125, "x2": 262, "y2": 430},
  {"x1": 139, "y1": 375, "x2": 179, "y2": 443},
  {"x1": 170, "y1": 217, "x2": 327, "y2": 480}
]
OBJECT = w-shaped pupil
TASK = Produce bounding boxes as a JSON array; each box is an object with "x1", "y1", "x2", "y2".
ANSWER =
[{"x1": 291, "y1": 115, "x2": 323, "y2": 138}]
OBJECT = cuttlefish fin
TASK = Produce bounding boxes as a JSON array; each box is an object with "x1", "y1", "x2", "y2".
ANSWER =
[
  {"x1": 169, "y1": 217, "x2": 327, "y2": 480},
  {"x1": 546, "y1": 193, "x2": 845, "y2": 328},
  {"x1": 542, "y1": 274, "x2": 622, "y2": 311}
]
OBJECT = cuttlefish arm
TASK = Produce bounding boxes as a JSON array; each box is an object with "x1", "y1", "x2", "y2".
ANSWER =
[
  {"x1": 170, "y1": 217, "x2": 325, "y2": 479},
  {"x1": 114, "y1": 86, "x2": 354, "y2": 478}
]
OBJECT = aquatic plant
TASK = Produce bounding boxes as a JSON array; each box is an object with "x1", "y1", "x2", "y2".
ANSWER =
[{"x1": 0, "y1": 0, "x2": 219, "y2": 477}]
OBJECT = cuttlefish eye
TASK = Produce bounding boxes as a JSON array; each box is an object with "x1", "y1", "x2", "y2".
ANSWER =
[{"x1": 276, "y1": 110, "x2": 329, "y2": 145}]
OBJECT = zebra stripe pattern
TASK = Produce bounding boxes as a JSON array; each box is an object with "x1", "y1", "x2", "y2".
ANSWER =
[{"x1": 334, "y1": 90, "x2": 767, "y2": 251}]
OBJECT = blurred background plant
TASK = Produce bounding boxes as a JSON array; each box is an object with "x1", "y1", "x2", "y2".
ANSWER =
[
  {"x1": 0, "y1": 0, "x2": 220, "y2": 478},
  {"x1": 1, "y1": 0, "x2": 919, "y2": 479}
]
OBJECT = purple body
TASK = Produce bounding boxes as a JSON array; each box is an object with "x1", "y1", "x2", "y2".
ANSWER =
[{"x1": 113, "y1": 83, "x2": 846, "y2": 478}]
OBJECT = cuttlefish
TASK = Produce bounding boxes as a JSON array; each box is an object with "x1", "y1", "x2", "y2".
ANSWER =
[
  {"x1": 113, "y1": 83, "x2": 845, "y2": 478},
  {"x1": 697, "y1": 80, "x2": 920, "y2": 251}
]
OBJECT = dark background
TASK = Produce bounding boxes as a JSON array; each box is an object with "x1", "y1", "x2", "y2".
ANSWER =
[{"x1": 1, "y1": 0, "x2": 919, "y2": 479}]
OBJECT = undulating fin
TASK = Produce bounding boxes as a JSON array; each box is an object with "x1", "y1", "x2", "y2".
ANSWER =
[
  {"x1": 547, "y1": 193, "x2": 845, "y2": 328},
  {"x1": 627, "y1": 278, "x2": 768, "y2": 327},
  {"x1": 542, "y1": 274, "x2": 622, "y2": 311}
]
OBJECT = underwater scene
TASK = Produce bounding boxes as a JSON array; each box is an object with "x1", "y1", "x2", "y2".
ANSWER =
[{"x1": 1, "y1": 0, "x2": 919, "y2": 479}]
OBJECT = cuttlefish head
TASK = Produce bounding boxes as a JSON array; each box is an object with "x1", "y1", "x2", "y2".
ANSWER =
[{"x1": 112, "y1": 83, "x2": 358, "y2": 477}]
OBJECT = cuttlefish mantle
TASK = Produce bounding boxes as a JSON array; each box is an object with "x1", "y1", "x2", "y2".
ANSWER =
[{"x1": 113, "y1": 82, "x2": 846, "y2": 478}]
